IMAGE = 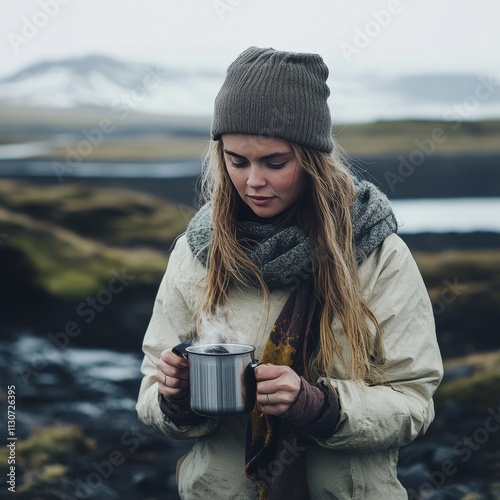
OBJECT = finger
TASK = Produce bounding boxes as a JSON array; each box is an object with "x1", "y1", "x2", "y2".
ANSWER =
[
  {"x1": 257, "y1": 391, "x2": 278, "y2": 406},
  {"x1": 161, "y1": 349, "x2": 189, "y2": 369},
  {"x1": 256, "y1": 373, "x2": 300, "y2": 396},
  {"x1": 254, "y1": 363, "x2": 287, "y2": 381},
  {"x1": 157, "y1": 351, "x2": 189, "y2": 378},
  {"x1": 157, "y1": 361, "x2": 190, "y2": 382},
  {"x1": 257, "y1": 387, "x2": 298, "y2": 406},
  {"x1": 256, "y1": 380, "x2": 276, "y2": 395},
  {"x1": 157, "y1": 369, "x2": 190, "y2": 389},
  {"x1": 156, "y1": 359, "x2": 190, "y2": 386},
  {"x1": 157, "y1": 370, "x2": 190, "y2": 399}
]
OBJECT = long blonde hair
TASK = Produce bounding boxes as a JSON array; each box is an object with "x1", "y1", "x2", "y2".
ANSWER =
[{"x1": 198, "y1": 138, "x2": 383, "y2": 382}]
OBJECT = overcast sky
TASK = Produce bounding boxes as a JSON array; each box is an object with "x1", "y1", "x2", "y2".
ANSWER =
[{"x1": 2, "y1": 0, "x2": 499, "y2": 79}]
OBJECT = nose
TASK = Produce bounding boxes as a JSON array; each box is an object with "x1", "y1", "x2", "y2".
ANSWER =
[{"x1": 247, "y1": 164, "x2": 266, "y2": 188}]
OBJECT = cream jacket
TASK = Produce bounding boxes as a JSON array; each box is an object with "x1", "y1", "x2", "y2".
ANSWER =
[{"x1": 136, "y1": 233, "x2": 443, "y2": 499}]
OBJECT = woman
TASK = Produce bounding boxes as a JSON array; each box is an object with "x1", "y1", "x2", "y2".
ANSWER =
[{"x1": 136, "y1": 46, "x2": 443, "y2": 499}]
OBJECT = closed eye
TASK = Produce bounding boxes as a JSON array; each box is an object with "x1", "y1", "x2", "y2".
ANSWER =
[
  {"x1": 265, "y1": 161, "x2": 287, "y2": 170},
  {"x1": 230, "y1": 160, "x2": 248, "y2": 168},
  {"x1": 223, "y1": 148, "x2": 293, "y2": 171}
]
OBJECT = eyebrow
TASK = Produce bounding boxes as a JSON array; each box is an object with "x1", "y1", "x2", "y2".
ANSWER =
[{"x1": 223, "y1": 149, "x2": 294, "y2": 160}]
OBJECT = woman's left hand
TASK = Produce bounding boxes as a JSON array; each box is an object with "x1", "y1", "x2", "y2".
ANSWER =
[{"x1": 254, "y1": 363, "x2": 301, "y2": 416}]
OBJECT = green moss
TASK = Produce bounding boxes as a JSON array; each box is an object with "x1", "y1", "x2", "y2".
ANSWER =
[
  {"x1": 7, "y1": 232, "x2": 123, "y2": 297},
  {"x1": 414, "y1": 250, "x2": 500, "y2": 295},
  {"x1": 0, "y1": 425, "x2": 96, "y2": 468},
  {"x1": 47, "y1": 269, "x2": 104, "y2": 297},
  {"x1": 333, "y1": 119, "x2": 500, "y2": 155},
  {"x1": 434, "y1": 350, "x2": 500, "y2": 408},
  {"x1": 0, "y1": 181, "x2": 177, "y2": 299},
  {"x1": 416, "y1": 248, "x2": 500, "y2": 274},
  {"x1": 435, "y1": 369, "x2": 500, "y2": 408},
  {"x1": 18, "y1": 464, "x2": 70, "y2": 493},
  {"x1": 0, "y1": 426, "x2": 97, "y2": 494},
  {"x1": 18, "y1": 425, "x2": 97, "y2": 459}
]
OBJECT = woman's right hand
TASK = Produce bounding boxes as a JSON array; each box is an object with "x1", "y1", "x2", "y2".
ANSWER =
[{"x1": 156, "y1": 349, "x2": 190, "y2": 400}]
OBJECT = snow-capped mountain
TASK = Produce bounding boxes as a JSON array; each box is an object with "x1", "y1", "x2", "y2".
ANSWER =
[
  {"x1": 1, "y1": 54, "x2": 499, "y2": 123},
  {"x1": 0, "y1": 54, "x2": 224, "y2": 116}
]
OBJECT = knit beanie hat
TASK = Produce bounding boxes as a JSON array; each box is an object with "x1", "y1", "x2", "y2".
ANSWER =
[{"x1": 211, "y1": 46, "x2": 334, "y2": 152}]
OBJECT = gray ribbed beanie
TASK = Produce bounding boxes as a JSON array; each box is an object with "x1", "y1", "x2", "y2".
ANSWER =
[{"x1": 211, "y1": 46, "x2": 334, "y2": 152}]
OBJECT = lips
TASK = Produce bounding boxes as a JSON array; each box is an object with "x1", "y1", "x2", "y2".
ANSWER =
[{"x1": 248, "y1": 195, "x2": 275, "y2": 206}]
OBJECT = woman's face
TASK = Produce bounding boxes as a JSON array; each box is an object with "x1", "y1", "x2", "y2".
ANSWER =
[{"x1": 222, "y1": 134, "x2": 306, "y2": 218}]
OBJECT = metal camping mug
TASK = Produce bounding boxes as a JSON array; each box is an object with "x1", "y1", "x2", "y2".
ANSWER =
[{"x1": 172, "y1": 341, "x2": 258, "y2": 417}]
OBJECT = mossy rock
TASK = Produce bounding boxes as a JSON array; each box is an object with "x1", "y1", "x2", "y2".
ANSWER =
[
  {"x1": 0, "y1": 180, "x2": 185, "y2": 299},
  {"x1": 434, "y1": 350, "x2": 500, "y2": 408},
  {"x1": 0, "y1": 425, "x2": 97, "y2": 494}
]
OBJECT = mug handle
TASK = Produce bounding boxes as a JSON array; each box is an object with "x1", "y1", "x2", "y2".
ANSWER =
[{"x1": 172, "y1": 340, "x2": 192, "y2": 359}]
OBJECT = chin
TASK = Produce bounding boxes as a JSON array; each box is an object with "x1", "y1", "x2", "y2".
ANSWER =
[{"x1": 253, "y1": 207, "x2": 282, "y2": 219}]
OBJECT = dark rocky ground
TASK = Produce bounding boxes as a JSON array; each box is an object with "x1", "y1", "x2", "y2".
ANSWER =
[
  {"x1": 2, "y1": 333, "x2": 500, "y2": 499},
  {"x1": 0, "y1": 336, "x2": 194, "y2": 499},
  {"x1": 2, "y1": 335, "x2": 499, "y2": 500}
]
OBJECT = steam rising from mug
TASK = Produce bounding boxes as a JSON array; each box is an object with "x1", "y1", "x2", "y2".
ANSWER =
[{"x1": 195, "y1": 307, "x2": 249, "y2": 345}]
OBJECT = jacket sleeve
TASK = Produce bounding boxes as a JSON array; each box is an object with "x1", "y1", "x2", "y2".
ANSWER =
[
  {"x1": 316, "y1": 233, "x2": 443, "y2": 453},
  {"x1": 135, "y1": 236, "x2": 219, "y2": 439}
]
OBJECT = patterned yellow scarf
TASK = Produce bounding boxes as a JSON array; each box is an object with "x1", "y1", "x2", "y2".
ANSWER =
[{"x1": 244, "y1": 279, "x2": 318, "y2": 499}]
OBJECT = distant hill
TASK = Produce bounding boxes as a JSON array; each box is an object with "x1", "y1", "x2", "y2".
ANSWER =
[
  {"x1": 0, "y1": 54, "x2": 223, "y2": 115},
  {"x1": 1, "y1": 53, "x2": 500, "y2": 122},
  {"x1": 1, "y1": 53, "x2": 500, "y2": 160}
]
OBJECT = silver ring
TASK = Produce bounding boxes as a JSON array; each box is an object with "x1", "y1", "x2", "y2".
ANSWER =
[
  {"x1": 164, "y1": 374, "x2": 167, "y2": 385},
  {"x1": 266, "y1": 393, "x2": 271, "y2": 405}
]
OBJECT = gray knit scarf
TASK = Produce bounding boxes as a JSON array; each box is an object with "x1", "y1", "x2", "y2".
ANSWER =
[{"x1": 186, "y1": 176, "x2": 397, "y2": 289}]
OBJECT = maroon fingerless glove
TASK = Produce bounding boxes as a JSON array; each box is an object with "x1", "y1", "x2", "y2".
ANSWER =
[
  {"x1": 280, "y1": 377, "x2": 340, "y2": 438},
  {"x1": 159, "y1": 377, "x2": 340, "y2": 436},
  {"x1": 158, "y1": 393, "x2": 207, "y2": 427}
]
